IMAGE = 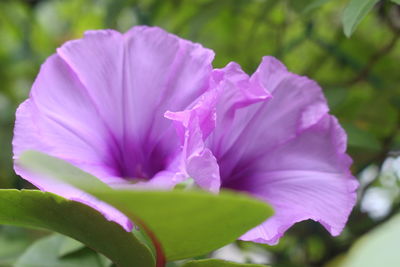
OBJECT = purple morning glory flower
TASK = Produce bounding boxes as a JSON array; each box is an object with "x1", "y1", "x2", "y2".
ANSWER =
[
  {"x1": 13, "y1": 25, "x2": 358, "y2": 245},
  {"x1": 166, "y1": 58, "x2": 358, "y2": 244},
  {"x1": 13, "y1": 26, "x2": 215, "y2": 230}
]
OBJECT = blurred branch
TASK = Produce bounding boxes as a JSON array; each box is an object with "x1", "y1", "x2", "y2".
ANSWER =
[
  {"x1": 345, "y1": 30, "x2": 400, "y2": 86},
  {"x1": 342, "y1": 10, "x2": 400, "y2": 86},
  {"x1": 309, "y1": 33, "x2": 370, "y2": 82},
  {"x1": 303, "y1": 25, "x2": 345, "y2": 77}
]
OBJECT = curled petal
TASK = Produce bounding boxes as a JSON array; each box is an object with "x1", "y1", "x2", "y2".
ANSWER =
[
  {"x1": 165, "y1": 91, "x2": 220, "y2": 192},
  {"x1": 165, "y1": 62, "x2": 270, "y2": 192}
]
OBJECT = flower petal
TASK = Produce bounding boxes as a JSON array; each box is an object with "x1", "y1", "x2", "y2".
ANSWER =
[
  {"x1": 196, "y1": 57, "x2": 357, "y2": 244},
  {"x1": 57, "y1": 26, "x2": 214, "y2": 179},
  {"x1": 216, "y1": 57, "x2": 329, "y2": 181},
  {"x1": 230, "y1": 115, "x2": 358, "y2": 244},
  {"x1": 13, "y1": 26, "x2": 215, "y2": 229},
  {"x1": 13, "y1": 55, "x2": 119, "y2": 180}
]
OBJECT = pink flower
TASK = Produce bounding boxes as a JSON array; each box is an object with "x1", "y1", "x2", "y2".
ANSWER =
[
  {"x1": 13, "y1": 26, "x2": 358, "y2": 244},
  {"x1": 13, "y1": 26, "x2": 215, "y2": 230},
  {"x1": 167, "y1": 58, "x2": 358, "y2": 244}
]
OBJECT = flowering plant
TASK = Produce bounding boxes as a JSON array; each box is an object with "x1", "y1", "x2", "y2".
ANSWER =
[
  {"x1": 2, "y1": 0, "x2": 400, "y2": 266},
  {"x1": 1, "y1": 26, "x2": 359, "y2": 266}
]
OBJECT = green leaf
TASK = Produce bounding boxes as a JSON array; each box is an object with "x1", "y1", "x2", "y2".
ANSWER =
[
  {"x1": 94, "y1": 190, "x2": 272, "y2": 261},
  {"x1": 0, "y1": 189, "x2": 155, "y2": 267},
  {"x1": 18, "y1": 151, "x2": 274, "y2": 261},
  {"x1": 15, "y1": 234, "x2": 110, "y2": 267},
  {"x1": 391, "y1": 0, "x2": 400, "y2": 4},
  {"x1": 342, "y1": 0, "x2": 379, "y2": 37},
  {"x1": 340, "y1": 213, "x2": 400, "y2": 267},
  {"x1": 182, "y1": 259, "x2": 268, "y2": 267}
]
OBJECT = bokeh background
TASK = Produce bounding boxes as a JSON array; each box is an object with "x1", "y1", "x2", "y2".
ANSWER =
[{"x1": 0, "y1": 0, "x2": 399, "y2": 266}]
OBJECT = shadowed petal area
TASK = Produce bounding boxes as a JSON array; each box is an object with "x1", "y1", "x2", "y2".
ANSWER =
[
  {"x1": 13, "y1": 26, "x2": 214, "y2": 229},
  {"x1": 215, "y1": 57, "x2": 329, "y2": 181}
]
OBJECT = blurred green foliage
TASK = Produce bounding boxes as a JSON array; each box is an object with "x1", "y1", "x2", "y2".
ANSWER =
[{"x1": 0, "y1": 0, "x2": 399, "y2": 266}]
